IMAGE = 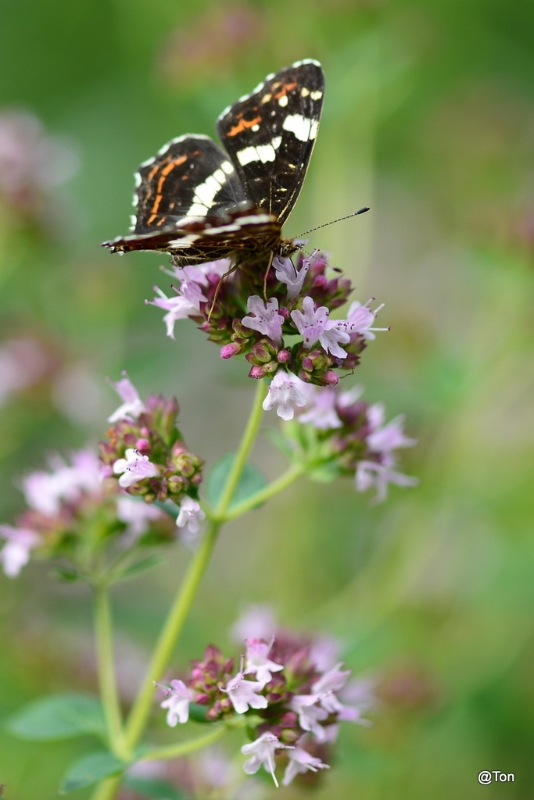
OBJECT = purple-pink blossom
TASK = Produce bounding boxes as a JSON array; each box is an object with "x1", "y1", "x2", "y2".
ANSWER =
[
  {"x1": 356, "y1": 460, "x2": 418, "y2": 504},
  {"x1": 112, "y1": 449, "x2": 159, "y2": 488},
  {"x1": 176, "y1": 497, "x2": 205, "y2": 548},
  {"x1": 159, "y1": 679, "x2": 195, "y2": 726},
  {"x1": 242, "y1": 296, "x2": 284, "y2": 344},
  {"x1": 298, "y1": 386, "x2": 342, "y2": 429},
  {"x1": 273, "y1": 254, "x2": 310, "y2": 300},
  {"x1": 263, "y1": 370, "x2": 307, "y2": 421},
  {"x1": 241, "y1": 732, "x2": 293, "y2": 787},
  {"x1": 116, "y1": 496, "x2": 164, "y2": 539},
  {"x1": 289, "y1": 694, "x2": 329, "y2": 739},
  {"x1": 244, "y1": 637, "x2": 284, "y2": 686},
  {"x1": 0, "y1": 525, "x2": 39, "y2": 577},
  {"x1": 222, "y1": 672, "x2": 268, "y2": 714},
  {"x1": 108, "y1": 375, "x2": 146, "y2": 422},
  {"x1": 282, "y1": 742, "x2": 330, "y2": 786},
  {"x1": 147, "y1": 288, "x2": 198, "y2": 339},
  {"x1": 291, "y1": 296, "x2": 350, "y2": 357}
]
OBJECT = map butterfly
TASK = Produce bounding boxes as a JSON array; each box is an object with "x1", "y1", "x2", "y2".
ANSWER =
[{"x1": 102, "y1": 59, "x2": 325, "y2": 268}]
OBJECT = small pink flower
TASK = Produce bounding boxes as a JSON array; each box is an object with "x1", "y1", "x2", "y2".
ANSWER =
[
  {"x1": 148, "y1": 289, "x2": 198, "y2": 338},
  {"x1": 289, "y1": 694, "x2": 328, "y2": 740},
  {"x1": 231, "y1": 605, "x2": 277, "y2": 643},
  {"x1": 356, "y1": 460, "x2": 418, "y2": 504},
  {"x1": 282, "y1": 742, "x2": 330, "y2": 786},
  {"x1": 274, "y1": 255, "x2": 310, "y2": 300},
  {"x1": 298, "y1": 386, "x2": 342, "y2": 430},
  {"x1": 112, "y1": 449, "x2": 159, "y2": 488},
  {"x1": 0, "y1": 525, "x2": 39, "y2": 577},
  {"x1": 263, "y1": 371, "x2": 307, "y2": 421},
  {"x1": 345, "y1": 299, "x2": 388, "y2": 340},
  {"x1": 241, "y1": 732, "x2": 293, "y2": 787},
  {"x1": 159, "y1": 679, "x2": 195, "y2": 726},
  {"x1": 116, "y1": 496, "x2": 164, "y2": 539},
  {"x1": 242, "y1": 296, "x2": 284, "y2": 344},
  {"x1": 312, "y1": 662, "x2": 351, "y2": 695},
  {"x1": 244, "y1": 637, "x2": 284, "y2": 686},
  {"x1": 176, "y1": 497, "x2": 205, "y2": 548},
  {"x1": 108, "y1": 375, "x2": 146, "y2": 422},
  {"x1": 291, "y1": 296, "x2": 350, "y2": 357},
  {"x1": 222, "y1": 672, "x2": 268, "y2": 714}
]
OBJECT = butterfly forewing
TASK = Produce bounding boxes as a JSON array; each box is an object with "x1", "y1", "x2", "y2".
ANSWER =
[
  {"x1": 216, "y1": 60, "x2": 325, "y2": 226},
  {"x1": 133, "y1": 134, "x2": 248, "y2": 234}
]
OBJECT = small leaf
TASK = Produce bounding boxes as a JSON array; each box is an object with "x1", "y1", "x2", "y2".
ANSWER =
[
  {"x1": 205, "y1": 455, "x2": 267, "y2": 511},
  {"x1": 6, "y1": 693, "x2": 106, "y2": 741},
  {"x1": 60, "y1": 751, "x2": 125, "y2": 793},
  {"x1": 115, "y1": 554, "x2": 164, "y2": 581},
  {"x1": 124, "y1": 776, "x2": 188, "y2": 799},
  {"x1": 188, "y1": 703, "x2": 210, "y2": 723}
]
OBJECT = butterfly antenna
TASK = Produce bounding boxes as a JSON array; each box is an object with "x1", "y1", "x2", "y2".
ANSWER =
[{"x1": 296, "y1": 206, "x2": 370, "y2": 238}]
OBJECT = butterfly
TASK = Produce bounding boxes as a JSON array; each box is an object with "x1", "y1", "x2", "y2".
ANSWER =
[{"x1": 102, "y1": 59, "x2": 325, "y2": 268}]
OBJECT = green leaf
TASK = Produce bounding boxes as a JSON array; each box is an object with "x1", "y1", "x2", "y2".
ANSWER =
[
  {"x1": 188, "y1": 703, "x2": 210, "y2": 723},
  {"x1": 115, "y1": 554, "x2": 164, "y2": 581},
  {"x1": 6, "y1": 693, "x2": 106, "y2": 741},
  {"x1": 124, "y1": 776, "x2": 188, "y2": 799},
  {"x1": 60, "y1": 751, "x2": 125, "y2": 793},
  {"x1": 205, "y1": 454, "x2": 267, "y2": 511}
]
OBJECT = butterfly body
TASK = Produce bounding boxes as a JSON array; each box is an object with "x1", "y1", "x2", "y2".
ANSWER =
[{"x1": 103, "y1": 60, "x2": 324, "y2": 267}]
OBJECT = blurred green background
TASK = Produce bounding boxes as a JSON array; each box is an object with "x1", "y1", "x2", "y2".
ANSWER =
[{"x1": 1, "y1": 0, "x2": 534, "y2": 797}]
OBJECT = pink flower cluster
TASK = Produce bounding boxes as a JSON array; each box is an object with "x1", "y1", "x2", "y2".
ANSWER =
[
  {"x1": 272, "y1": 381, "x2": 418, "y2": 502},
  {"x1": 0, "y1": 447, "x2": 176, "y2": 578},
  {"x1": 0, "y1": 378, "x2": 208, "y2": 578},
  {"x1": 157, "y1": 618, "x2": 375, "y2": 788},
  {"x1": 149, "y1": 250, "x2": 387, "y2": 395},
  {"x1": 100, "y1": 376, "x2": 204, "y2": 509}
]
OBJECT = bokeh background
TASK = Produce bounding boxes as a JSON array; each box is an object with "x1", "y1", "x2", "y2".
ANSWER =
[{"x1": 1, "y1": 0, "x2": 534, "y2": 797}]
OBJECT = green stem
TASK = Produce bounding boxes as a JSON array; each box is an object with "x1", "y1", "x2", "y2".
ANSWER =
[
  {"x1": 223, "y1": 462, "x2": 304, "y2": 521},
  {"x1": 212, "y1": 379, "x2": 267, "y2": 519},
  {"x1": 141, "y1": 725, "x2": 226, "y2": 761},
  {"x1": 123, "y1": 380, "x2": 267, "y2": 753},
  {"x1": 93, "y1": 584, "x2": 126, "y2": 759}
]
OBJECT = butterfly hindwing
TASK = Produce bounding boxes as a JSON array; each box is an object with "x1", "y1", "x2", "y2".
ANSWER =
[
  {"x1": 132, "y1": 134, "x2": 248, "y2": 234},
  {"x1": 216, "y1": 59, "x2": 325, "y2": 226}
]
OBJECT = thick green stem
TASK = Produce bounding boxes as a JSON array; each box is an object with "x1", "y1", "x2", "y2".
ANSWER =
[
  {"x1": 93, "y1": 584, "x2": 126, "y2": 759},
  {"x1": 223, "y1": 462, "x2": 304, "y2": 521},
  {"x1": 123, "y1": 517, "x2": 221, "y2": 751},
  {"x1": 212, "y1": 379, "x2": 267, "y2": 519},
  {"x1": 123, "y1": 380, "x2": 267, "y2": 752}
]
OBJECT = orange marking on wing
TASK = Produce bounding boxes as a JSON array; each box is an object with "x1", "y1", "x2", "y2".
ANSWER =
[
  {"x1": 274, "y1": 81, "x2": 297, "y2": 99},
  {"x1": 226, "y1": 115, "x2": 262, "y2": 137},
  {"x1": 147, "y1": 156, "x2": 187, "y2": 224}
]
